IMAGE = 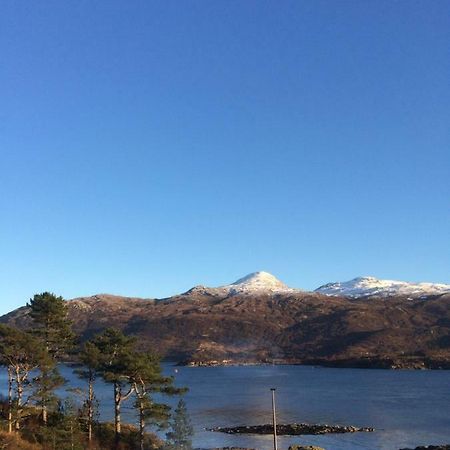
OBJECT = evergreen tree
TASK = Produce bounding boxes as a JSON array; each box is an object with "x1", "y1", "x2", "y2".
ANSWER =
[
  {"x1": 32, "y1": 355, "x2": 65, "y2": 425},
  {"x1": 92, "y1": 328, "x2": 136, "y2": 439},
  {"x1": 128, "y1": 352, "x2": 185, "y2": 450},
  {"x1": 28, "y1": 292, "x2": 75, "y2": 424},
  {"x1": 28, "y1": 292, "x2": 74, "y2": 357},
  {"x1": 166, "y1": 399, "x2": 194, "y2": 450},
  {"x1": 0, "y1": 324, "x2": 44, "y2": 430},
  {"x1": 75, "y1": 340, "x2": 101, "y2": 443},
  {"x1": 39, "y1": 398, "x2": 85, "y2": 450}
]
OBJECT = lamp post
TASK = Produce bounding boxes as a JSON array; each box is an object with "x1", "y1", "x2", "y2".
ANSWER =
[{"x1": 270, "y1": 388, "x2": 278, "y2": 450}]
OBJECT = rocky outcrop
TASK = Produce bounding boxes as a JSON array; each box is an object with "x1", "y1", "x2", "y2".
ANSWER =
[{"x1": 208, "y1": 423, "x2": 374, "y2": 435}]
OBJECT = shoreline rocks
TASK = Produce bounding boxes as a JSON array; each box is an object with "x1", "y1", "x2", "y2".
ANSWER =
[
  {"x1": 207, "y1": 423, "x2": 374, "y2": 435},
  {"x1": 179, "y1": 357, "x2": 450, "y2": 370},
  {"x1": 400, "y1": 446, "x2": 450, "y2": 450}
]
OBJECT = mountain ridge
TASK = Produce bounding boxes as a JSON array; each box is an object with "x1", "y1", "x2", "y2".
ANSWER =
[
  {"x1": 315, "y1": 276, "x2": 450, "y2": 299},
  {"x1": 2, "y1": 280, "x2": 450, "y2": 369},
  {"x1": 182, "y1": 271, "x2": 300, "y2": 297},
  {"x1": 179, "y1": 272, "x2": 450, "y2": 300}
]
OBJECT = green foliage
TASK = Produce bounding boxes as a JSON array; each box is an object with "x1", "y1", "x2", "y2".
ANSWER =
[
  {"x1": 28, "y1": 292, "x2": 75, "y2": 357},
  {"x1": 77, "y1": 341, "x2": 102, "y2": 376},
  {"x1": 27, "y1": 292, "x2": 76, "y2": 423},
  {"x1": 38, "y1": 398, "x2": 85, "y2": 450},
  {"x1": 128, "y1": 352, "x2": 174, "y2": 395},
  {"x1": 93, "y1": 422, "x2": 161, "y2": 450},
  {"x1": 79, "y1": 394, "x2": 100, "y2": 425},
  {"x1": 129, "y1": 352, "x2": 187, "y2": 430},
  {"x1": 74, "y1": 340, "x2": 102, "y2": 385},
  {"x1": 136, "y1": 396, "x2": 171, "y2": 428},
  {"x1": 0, "y1": 314, "x2": 181, "y2": 449},
  {"x1": 92, "y1": 328, "x2": 136, "y2": 384},
  {"x1": 165, "y1": 399, "x2": 194, "y2": 450},
  {"x1": 74, "y1": 339, "x2": 102, "y2": 442},
  {"x1": 0, "y1": 324, "x2": 44, "y2": 370},
  {"x1": 32, "y1": 361, "x2": 65, "y2": 413},
  {"x1": 0, "y1": 324, "x2": 48, "y2": 429},
  {"x1": 90, "y1": 328, "x2": 139, "y2": 437}
]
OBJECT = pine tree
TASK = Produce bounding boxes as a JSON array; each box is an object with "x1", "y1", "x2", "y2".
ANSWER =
[
  {"x1": 28, "y1": 292, "x2": 75, "y2": 424},
  {"x1": 0, "y1": 324, "x2": 44, "y2": 430},
  {"x1": 92, "y1": 328, "x2": 136, "y2": 439},
  {"x1": 28, "y1": 292, "x2": 74, "y2": 357},
  {"x1": 128, "y1": 352, "x2": 185, "y2": 450},
  {"x1": 75, "y1": 340, "x2": 101, "y2": 443},
  {"x1": 39, "y1": 398, "x2": 85, "y2": 450},
  {"x1": 166, "y1": 399, "x2": 194, "y2": 450},
  {"x1": 32, "y1": 354, "x2": 65, "y2": 425}
]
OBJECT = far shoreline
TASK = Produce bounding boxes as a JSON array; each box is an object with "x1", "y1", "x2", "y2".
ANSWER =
[{"x1": 175, "y1": 357, "x2": 450, "y2": 370}]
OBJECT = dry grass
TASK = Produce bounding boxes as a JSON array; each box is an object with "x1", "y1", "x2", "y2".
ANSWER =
[{"x1": 0, "y1": 431, "x2": 43, "y2": 450}]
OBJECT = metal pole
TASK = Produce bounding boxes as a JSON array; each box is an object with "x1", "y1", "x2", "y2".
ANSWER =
[{"x1": 271, "y1": 388, "x2": 278, "y2": 450}]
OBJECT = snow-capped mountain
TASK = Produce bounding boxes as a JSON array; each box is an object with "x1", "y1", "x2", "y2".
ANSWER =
[
  {"x1": 182, "y1": 272, "x2": 450, "y2": 300},
  {"x1": 184, "y1": 271, "x2": 300, "y2": 297},
  {"x1": 226, "y1": 271, "x2": 299, "y2": 295},
  {"x1": 315, "y1": 276, "x2": 450, "y2": 299}
]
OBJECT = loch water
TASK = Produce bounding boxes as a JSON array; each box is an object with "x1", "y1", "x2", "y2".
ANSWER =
[{"x1": 2, "y1": 363, "x2": 450, "y2": 450}]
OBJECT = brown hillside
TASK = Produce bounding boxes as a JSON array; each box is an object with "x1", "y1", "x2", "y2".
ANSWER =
[{"x1": 2, "y1": 291, "x2": 450, "y2": 368}]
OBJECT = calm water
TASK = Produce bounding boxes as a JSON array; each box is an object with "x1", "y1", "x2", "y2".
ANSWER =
[{"x1": 2, "y1": 364, "x2": 450, "y2": 450}]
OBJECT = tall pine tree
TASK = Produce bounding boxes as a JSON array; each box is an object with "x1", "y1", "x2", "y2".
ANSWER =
[
  {"x1": 166, "y1": 399, "x2": 194, "y2": 450},
  {"x1": 28, "y1": 292, "x2": 74, "y2": 424},
  {"x1": 92, "y1": 328, "x2": 136, "y2": 439},
  {"x1": 28, "y1": 292, "x2": 74, "y2": 357},
  {"x1": 0, "y1": 324, "x2": 44, "y2": 431},
  {"x1": 76, "y1": 340, "x2": 101, "y2": 443},
  {"x1": 128, "y1": 352, "x2": 185, "y2": 450}
]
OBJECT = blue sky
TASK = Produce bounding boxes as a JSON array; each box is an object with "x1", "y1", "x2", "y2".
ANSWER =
[{"x1": 1, "y1": 1, "x2": 449, "y2": 314}]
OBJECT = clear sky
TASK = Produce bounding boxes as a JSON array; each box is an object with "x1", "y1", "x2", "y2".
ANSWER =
[{"x1": 1, "y1": 0, "x2": 449, "y2": 314}]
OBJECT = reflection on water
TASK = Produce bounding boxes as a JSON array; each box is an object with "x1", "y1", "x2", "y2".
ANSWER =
[{"x1": 1, "y1": 364, "x2": 450, "y2": 450}]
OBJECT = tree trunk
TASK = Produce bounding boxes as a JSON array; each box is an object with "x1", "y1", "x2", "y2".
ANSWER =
[
  {"x1": 7, "y1": 367, "x2": 13, "y2": 433},
  {"x1": 114, "y1": 383, "x2": 121, "y2": 436},
  {"x1": 139, "y1": 400, "x2": 145, "y2": 450},
  {"x1": 88, "y1": 374, "x2": 94, "y2": 442},
  {"x1": 42, "y1": 405, "x2": 48, "y2": 425},
  {"x1": 15, "y1": 368, "x2": 23, "y2": 431}
]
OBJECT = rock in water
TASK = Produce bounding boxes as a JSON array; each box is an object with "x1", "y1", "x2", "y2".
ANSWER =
[
  {"x1": 208, "y1": 423, "x2": 374, "y2": 435},
  {"x1": 289, "y1": 446, "x2": 326, "y2": 450}
]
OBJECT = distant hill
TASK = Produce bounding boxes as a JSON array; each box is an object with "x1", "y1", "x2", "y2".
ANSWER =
[
  {"x1": 2, "y1": 272, "x2": 450, "y2": 369},
  {"x1": 315, "y1": 276, "x2": 450, "y2": 299}
]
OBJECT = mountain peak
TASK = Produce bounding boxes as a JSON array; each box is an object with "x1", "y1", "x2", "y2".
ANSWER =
[
  {"x1": 182, "y1": 271, "x2": 299, "y2": 297},
  {"x1": 315, "y1": 276, "x2": 450, "y2": 298},
  {"x1": 231, "y1": 271, "x2": 283, "y2": 286},
  {"x1": 353, "y1": 276, "x2": 379, "y2": 282},
  {"x1": 224, "y1": 271, "x2": 297, "y2": 294}
]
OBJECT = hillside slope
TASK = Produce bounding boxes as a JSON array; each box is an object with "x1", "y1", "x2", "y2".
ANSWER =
[{"x1": 2, "y1": 290, "x2": 450, "y2": 369}]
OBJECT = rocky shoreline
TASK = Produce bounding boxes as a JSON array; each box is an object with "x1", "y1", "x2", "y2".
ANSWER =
[
  {"x1": 207, "y1": 423, "x2": 374, "y2": 436},
  {"x1": 400, "y1": 446, "x2": 450, "y2": 450},
  {"x1": 181, "y1": 356, "x2": 450, "y2": 370}
]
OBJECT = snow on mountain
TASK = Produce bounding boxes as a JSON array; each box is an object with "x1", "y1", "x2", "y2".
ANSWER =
[
  {"x1": 182, "y1": 273, "x2": 450, "y2": 300},
  {"x1": 225, "y1": 271, "x2": 299, "y2": 295},
  {"x1": 315, "y1": 276, "x2": 450, "y2": 299},
  {"x1": 184, "y1": 271, "x2": 300, "y2": 297}
]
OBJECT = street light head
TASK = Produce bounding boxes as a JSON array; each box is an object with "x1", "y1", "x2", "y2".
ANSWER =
[{"x1": 270, "y1": 388, "x2": 276, "y2": 391}]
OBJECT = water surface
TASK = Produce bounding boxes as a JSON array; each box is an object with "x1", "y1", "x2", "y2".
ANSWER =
[{"x1": 2, "y1": 364, "x2": 450, "y2": 450}]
